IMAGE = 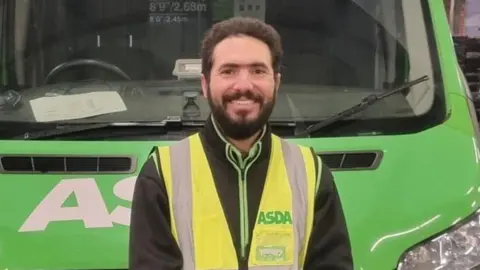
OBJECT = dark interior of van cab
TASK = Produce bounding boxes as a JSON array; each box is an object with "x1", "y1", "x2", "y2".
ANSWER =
[{"x1": 3, "y1": 0, "x2": 408, "y2": 91}]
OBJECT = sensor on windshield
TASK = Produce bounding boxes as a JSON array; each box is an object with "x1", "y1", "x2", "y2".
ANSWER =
[{"x1": 172, "y1": 59, "x2": 202, "y2": 80}]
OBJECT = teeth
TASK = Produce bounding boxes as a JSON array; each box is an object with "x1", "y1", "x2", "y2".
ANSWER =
[{"x1": 232, "y1": 100, "x2": 254, "y2": 105}]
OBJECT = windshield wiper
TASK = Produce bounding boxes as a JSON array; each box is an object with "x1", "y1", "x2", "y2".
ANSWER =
[
  {"x1": 295, "y1": 75, "x2": 430, "y2": 137},
  {"x1": 11, "y1": 117, "x2": 196, "y2": 140}
]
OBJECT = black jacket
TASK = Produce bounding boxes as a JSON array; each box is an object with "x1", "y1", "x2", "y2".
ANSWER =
[{"x1": 129, "y1": 117, "x2": 354, "y2": 270}]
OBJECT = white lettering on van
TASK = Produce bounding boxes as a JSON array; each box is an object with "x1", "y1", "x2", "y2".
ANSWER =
[
  {"x1": 19, "y1": 176, "x2": 137, "y2": 232},
  {"x1": 110, "y1": 176, "x2": 137, "y2": 226}
]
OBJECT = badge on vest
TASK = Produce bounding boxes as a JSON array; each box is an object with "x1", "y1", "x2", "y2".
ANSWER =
[
  {"x1": 256, "y1": 245, "x2": 286, "y2": 261},
  {"x1": 253, "y1": 230, "x2": 293, "y2": 264},
  {"x1": 252, "y1": 218, "x2": 294, "y2": 265}
]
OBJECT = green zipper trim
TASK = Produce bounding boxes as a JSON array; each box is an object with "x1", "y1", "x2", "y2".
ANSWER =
[
  {"x1": 210, "y1": 116, "x2": 266, "y2": 259},
  {"x1": 226, "y1": 143, "x2": 262, "y2": 259}
]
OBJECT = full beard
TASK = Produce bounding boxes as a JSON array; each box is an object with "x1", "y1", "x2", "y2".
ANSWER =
[{"x1": 207, "y1": 88, "x2": 275, "y2": 140}]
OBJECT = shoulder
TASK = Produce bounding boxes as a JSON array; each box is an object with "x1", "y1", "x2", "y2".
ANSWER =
[
  {"x1": 137, "y1": 149, "x2": 165, "y2": 187},
  {"x1": 145, "y1": 133, "x2": 200, "y2": 180},
  {"x1": 274, "y1": 136, "x2": 324, "y2": 182},
  {"x1": 150, "y1": 134, "x2": 198, "y2": 160},
  {"x1": 273, "y1": 135, "x2": 314, "y2": 154}
]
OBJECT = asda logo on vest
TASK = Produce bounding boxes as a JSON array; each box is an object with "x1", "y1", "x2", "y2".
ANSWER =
[{"x1": 257, "y1": 211, "x2": 292, "y2": 225}]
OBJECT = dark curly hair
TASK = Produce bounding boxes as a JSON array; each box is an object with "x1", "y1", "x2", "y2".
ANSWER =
[{"x1": 200, "y1": 16, "x2": 283, "y2": 79}]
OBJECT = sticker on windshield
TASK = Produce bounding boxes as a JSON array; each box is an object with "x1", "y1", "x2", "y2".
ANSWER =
[{"x1": 148, "y1": 0, "x2": 208, "y2": 25}]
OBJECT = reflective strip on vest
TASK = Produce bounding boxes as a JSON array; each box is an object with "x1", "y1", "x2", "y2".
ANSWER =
[{"x1": 164, "y1": 134, "x2": 314, "y2": 270}]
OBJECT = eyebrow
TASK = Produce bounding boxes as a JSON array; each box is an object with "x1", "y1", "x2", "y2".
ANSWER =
[{"x1": 219, "y1": 62, "x2": 269, "y2": 69}]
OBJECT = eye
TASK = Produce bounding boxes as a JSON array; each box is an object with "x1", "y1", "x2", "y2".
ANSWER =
[
  {"x1": 253, "y1": 68, "x2": 267, "y2": 75},
  {"x1": 221, "y1": 69, "x2": 234, "y2": 75}
]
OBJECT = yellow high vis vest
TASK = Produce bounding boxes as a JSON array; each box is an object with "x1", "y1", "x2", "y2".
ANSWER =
[{"x1": 156, "y1": 133, "x2": 319, "y2": 269}]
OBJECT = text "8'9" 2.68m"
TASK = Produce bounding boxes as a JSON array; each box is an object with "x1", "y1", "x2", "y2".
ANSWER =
[{"x1": 149, "y1": 1, "x2": 208, "y2": 13}]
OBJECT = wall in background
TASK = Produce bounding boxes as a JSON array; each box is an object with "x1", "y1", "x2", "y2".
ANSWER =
[
  {"x1": 466, "y1": 0, "x2": 480, "y2": 37},
  {"x1": 444, "y1": 0, "x2": 467, "y2": 36}
]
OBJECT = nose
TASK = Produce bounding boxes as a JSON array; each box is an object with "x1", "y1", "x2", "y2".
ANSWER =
[{"x1": 232, "y1": 69, "x2": 254, "y2": 91}]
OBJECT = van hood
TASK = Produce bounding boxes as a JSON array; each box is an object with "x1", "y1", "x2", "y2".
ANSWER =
[
  {"x1": 1, "y1": 115, "x2": 479, "y2": 269},
  {"x1": 298, "y1": 123, "x2": 480, "y2": 269}
]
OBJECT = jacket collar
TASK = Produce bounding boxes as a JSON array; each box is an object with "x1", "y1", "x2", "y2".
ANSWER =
[{"x1": 200, "y1": 115, "x2": 272, "y2": 162}]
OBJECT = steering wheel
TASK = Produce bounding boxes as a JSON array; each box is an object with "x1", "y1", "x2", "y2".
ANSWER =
[{"x1": 44, "y1": 59, "x2": 131, "y2": 84}]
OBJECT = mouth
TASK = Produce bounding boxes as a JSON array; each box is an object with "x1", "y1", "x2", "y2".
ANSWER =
[
  {"x1": 226, "y1": 98, "x2": 260, "y2": 113},
  {"x1": 230, "y1": 99, "x2": 256, "y2": 106}
]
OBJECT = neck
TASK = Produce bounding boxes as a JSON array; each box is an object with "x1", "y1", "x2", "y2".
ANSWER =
[
  {"x1": 228, "y1": 131, "x2": 261, "y2": 154},
  {"x1": 210, "y1": 115, "x2": 265, "y2": 154}
]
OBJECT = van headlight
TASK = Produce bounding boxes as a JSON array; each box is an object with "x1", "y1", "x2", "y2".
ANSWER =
[{"x1": 398, "y1": 211, "x2": 480, "y2": 269}]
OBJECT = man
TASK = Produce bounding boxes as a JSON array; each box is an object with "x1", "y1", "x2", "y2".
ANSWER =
[{"x1": 129, "y1": 17, "x2": 353, "y2": 270}]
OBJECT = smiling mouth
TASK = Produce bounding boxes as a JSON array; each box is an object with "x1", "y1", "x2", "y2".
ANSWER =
[{"x1": 230, "y1": 99, "x2": 256, "y2": 106}]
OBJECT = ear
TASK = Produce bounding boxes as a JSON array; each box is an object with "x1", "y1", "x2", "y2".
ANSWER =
[
  {"x1": 274, "y1": 73, "x2": 281, "y2": 92},
  {"x1": 201, "y1": 74, "x2": 208, "y2": 97}
]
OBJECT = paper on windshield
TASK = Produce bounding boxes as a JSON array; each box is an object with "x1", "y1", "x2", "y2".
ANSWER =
[{"x1": 29, "y1": 91, "x2": 127, "y2": 122}]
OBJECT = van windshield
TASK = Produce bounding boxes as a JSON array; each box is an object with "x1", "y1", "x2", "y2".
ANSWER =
[{"x1": 0, "y1": 0, "x2": 445, "y2": 137}]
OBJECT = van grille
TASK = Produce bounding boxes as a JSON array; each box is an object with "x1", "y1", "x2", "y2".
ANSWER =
[
  {"x1": 318, "y1": 151, "x2": 382, "y2": 170},
  {"x1": 0, "y1": 155, "x2": 135, "y2": 174}
]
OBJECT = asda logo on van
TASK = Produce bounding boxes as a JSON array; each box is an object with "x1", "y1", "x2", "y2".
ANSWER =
[{"x1": 257, "y1": 211, "x2": 292, "y2": 225}]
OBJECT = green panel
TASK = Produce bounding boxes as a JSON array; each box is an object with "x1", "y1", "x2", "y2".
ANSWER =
[{"x1": 0, "y1": 92, "x2": 478, "y2": 270}]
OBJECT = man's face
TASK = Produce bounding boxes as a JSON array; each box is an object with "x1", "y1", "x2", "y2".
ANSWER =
[{"x1": 201, "y1": 35, "x2": 280, "y2": 140}]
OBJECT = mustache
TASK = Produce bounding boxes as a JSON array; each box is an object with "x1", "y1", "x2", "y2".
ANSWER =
[{"x1": 222, "y1": 90, "x2": 263, "y2": 103}]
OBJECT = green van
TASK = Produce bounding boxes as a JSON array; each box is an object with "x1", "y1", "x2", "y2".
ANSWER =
[{"x1": 1, "y1": 0, "x2": 479, "y2": 269}]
